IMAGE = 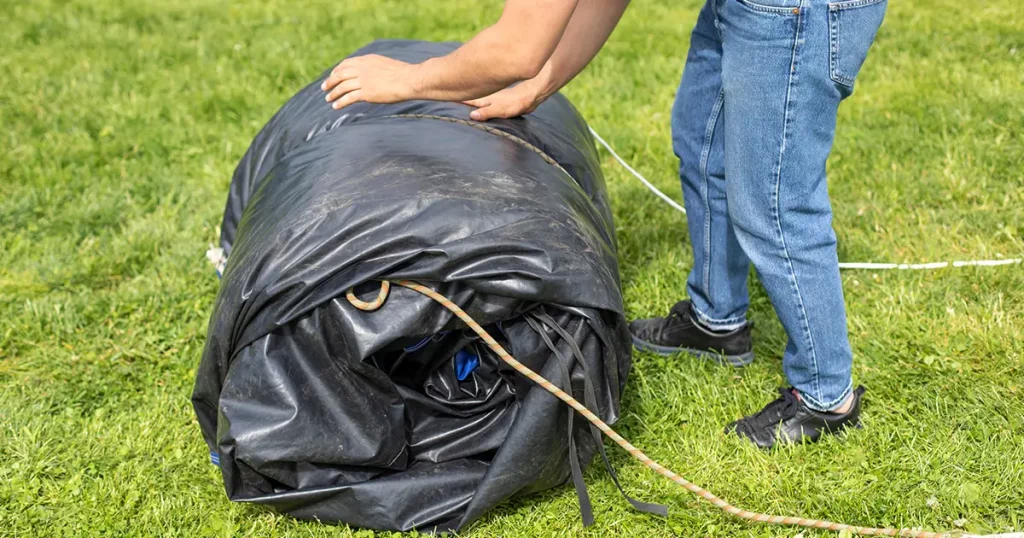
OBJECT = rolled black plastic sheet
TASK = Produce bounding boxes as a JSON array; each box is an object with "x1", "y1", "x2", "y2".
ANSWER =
[{"x1": 193, "y1": 40, "x2": 632, "y2": 532}]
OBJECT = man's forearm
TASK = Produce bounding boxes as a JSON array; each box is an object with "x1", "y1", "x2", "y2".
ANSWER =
[
  {"x1": 460, "y1": 0, "x2": 629, "y2": 121},
  {"x1": 411, "y1": 0, "x2": 579, "y2": 102},
  {"x1": 529, "y1": 0, "x2": 630, "y2": 99}
]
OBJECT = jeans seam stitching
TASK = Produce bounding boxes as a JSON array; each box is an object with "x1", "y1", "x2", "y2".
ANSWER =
[
  {"x1": 828, "y1": 10, "x2": 856, "y2": 86},
  {"x1": 691, "y1": 304, "x2": 746, "y2": 326},
  {"x1": 699, "y1": 91, "x2": 725, "y2": 297},
  {"x1": 829, "y1": 0, "x2": 885, "y2": 10},
  {"x1": 801, "y1": 379, "x2": 854, "y2": 411},
  {"x1": 737, "y1": 0, "x2": 801, "y2": 14},
  {"x1": 773, "y1": 5, "x2": 823, "y2": 401}
]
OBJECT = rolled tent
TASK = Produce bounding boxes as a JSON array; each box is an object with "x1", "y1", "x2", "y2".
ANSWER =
[{"x1": 193, "y1": 40, "x2": 634, "y2": 532}]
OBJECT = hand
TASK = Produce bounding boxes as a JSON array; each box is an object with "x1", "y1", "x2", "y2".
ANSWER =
[
  {"x1": 463, "y1": 80, "x2": 549, "y2": 121},
  {"x1": 321, "y1": 54, "x2": 419, "y2": 110}
]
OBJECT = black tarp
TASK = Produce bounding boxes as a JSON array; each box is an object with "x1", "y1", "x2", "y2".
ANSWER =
[{"x1": 192, "y1": 40, "x2": 636, "y2": 533}]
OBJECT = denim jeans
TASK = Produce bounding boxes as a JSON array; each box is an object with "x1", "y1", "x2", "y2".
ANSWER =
[{"x1": 671, "y1": 0, "x2": 886, "y2": 411}]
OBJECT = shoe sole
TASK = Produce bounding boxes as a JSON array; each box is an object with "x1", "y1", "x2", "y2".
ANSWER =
[{"x1": 631, "y1": 335, "x2": 754, "y2": 367}]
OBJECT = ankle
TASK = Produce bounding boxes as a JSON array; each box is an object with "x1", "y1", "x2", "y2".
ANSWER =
[
  {"x1": 831, "y1": 393, "x2": 855, "y2": 414},
  {"x1": 691, "y1": 309, "x2": 745, "y2": 334},
  {"x1": 793, "y1": 389, "x2": 855, "y2": 414}
]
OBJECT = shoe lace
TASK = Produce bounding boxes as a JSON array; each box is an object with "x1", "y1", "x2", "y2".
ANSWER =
[
  {"x1": 740, "y1": 388, "x2": 801, "y2": 431},
  {"x1": 667, "y1": 301, "x2": 695, "y2": 327}
]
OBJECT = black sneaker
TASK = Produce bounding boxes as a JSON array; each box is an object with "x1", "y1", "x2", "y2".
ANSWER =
[
  {"x1": 727, "y1": 386, "x2": 866, "y2": 449},
  {"x1": 629, "y1": 300, "x2": 754, "y2": 366}
]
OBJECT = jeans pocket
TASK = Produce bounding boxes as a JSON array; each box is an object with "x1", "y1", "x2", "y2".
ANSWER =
[
  {"x1": 828, "y1": 0, "x2": 887, "y2": 89},
  {"x1": 733, "y1": 0, "x2": 801, "y2": 15}
]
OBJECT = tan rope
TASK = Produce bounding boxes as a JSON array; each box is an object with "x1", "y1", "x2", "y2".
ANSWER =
[
  {"x1": 383, "y1": 114, "x2": 572, "y2": 177},
  {"x1": 346, "y1": 279, "x2": 1004, "y2": 538},
  {"x1": 345, "y1": 280, "x2": 390, "y2": 310}
]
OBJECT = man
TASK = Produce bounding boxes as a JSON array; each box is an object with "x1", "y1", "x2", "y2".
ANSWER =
[{"x1": 324, "y1": 0, "x2": 887, "y2": 448}]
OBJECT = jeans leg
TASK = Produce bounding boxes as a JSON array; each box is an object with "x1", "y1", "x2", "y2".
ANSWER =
[
  {"x1": 672, "y1": 0, "x2": 751, "y2": 330},
  {"x1": 716, "y1": 0, "x2": 876, "y2": 410}
]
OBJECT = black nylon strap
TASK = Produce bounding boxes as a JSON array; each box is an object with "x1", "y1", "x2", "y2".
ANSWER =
[
  {"x1": 524, "y1": 314, "x2": 595, "y2": 526},
  {"x1": 532, "y1": 310, "x2": 669, "y2": 519}
]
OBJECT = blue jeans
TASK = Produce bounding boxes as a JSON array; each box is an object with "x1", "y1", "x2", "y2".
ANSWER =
[{"x1": 671, "y1": 0, "x2": 886, "y2": 411}]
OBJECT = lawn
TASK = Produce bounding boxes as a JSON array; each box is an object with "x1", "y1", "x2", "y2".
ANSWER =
[{"x1": 1, "y1": 0, "x2": 1022, "y2": 536}]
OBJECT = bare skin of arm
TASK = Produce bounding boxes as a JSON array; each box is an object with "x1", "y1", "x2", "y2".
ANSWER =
[
  {"x1": 322, "y1": 0, "x2": 579, "y2": 109},
  {"x1": 466, "y1": 0, "x2": 630, "y2": 120}
]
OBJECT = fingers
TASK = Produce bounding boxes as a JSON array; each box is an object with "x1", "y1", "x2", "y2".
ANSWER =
[
  {"x1": 331, "y1": 89, "x2": 364, "y2": 110},
  {"x1": 469, "y1": 106, "x2": 492, "y2": 121},
  {"x1": 321, "y1": 59, "x2": 361, "y2": 108},
  {"x1": 321, "y1": 67, "x2": 358, "y2": 92},
  {"x1": 471, "y1": 97, "x2": 533, "y2": 121},
  {"x1": 470, "y1": 104, "x2": 507, "y2": 122},
  {"x1": 325, "y1": 78, "x2": 361, "y2": 103},
  {"x1": 320, "y1": 55, "x2": 375, "y2": 108},
  {"x1": 461, "y1": 98, "x2": 490, "y2": 108}
]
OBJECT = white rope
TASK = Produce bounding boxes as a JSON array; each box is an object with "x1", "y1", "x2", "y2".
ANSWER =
[
  {"x1": 589, "y1": 127, "x2": 1023, "y2": 271},
  {"x1": 588, "y1": 127, "x2": 689, "y2": 215}
]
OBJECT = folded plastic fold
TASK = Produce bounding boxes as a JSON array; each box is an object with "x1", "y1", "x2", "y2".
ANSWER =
[{"x1": 192, "y1": 40, "x2": 632, "y2": 533}]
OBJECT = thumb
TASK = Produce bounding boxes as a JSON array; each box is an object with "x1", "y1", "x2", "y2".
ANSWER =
[{"x1": 470, "y1": 104, "x2": 498, "y2": 121}]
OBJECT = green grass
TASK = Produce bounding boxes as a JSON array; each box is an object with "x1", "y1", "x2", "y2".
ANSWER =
[{"x1": 1, "y1": 0, "x2": 1022, "y2": 536}]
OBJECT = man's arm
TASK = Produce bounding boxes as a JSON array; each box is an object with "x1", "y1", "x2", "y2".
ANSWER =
[
  {"x1": 466, "y1": 0, "x2": 629, "y2": 120},
  {"x1": 323, "y1": 0, "x2": 579, "y2": 109}
]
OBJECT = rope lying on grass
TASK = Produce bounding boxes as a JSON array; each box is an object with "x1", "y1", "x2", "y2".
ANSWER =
[
  {"x1": 207, "y1": 112, "x2": 1019, "y2": 535},
  {"x1": 346, "y1": 279, "x2": 1022, "y2": 538},
  {"x1": 587, "y1": 127, "x2": 1023, "y2": 271}
]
